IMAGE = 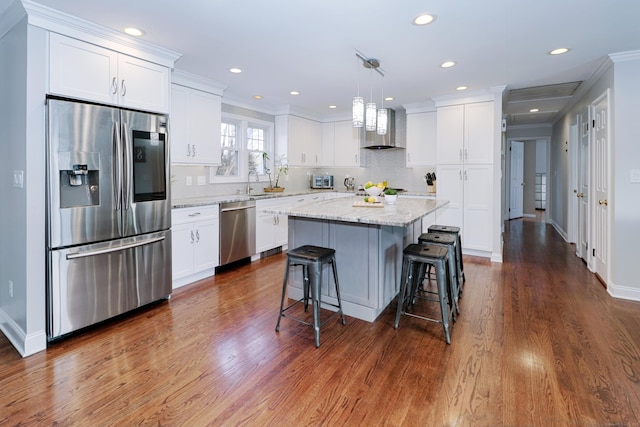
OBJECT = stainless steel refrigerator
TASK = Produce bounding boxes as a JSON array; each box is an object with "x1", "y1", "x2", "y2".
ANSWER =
[{"x1": 46, "y1": 97, "x2": 172, "y2": 340}]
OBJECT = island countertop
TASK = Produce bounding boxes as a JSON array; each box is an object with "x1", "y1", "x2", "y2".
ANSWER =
[{"x1": 264, "y1": 196, "x2": 448, "y2": 227}]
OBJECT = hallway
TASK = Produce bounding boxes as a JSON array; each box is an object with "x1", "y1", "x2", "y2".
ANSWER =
[{"x1": 1, "y1": 219, "x2": 639, "y2": 425}]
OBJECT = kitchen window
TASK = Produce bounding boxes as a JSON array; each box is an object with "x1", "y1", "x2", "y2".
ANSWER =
[{"x1": 215, "y1": 115, "x2": 273, "y2": 181}]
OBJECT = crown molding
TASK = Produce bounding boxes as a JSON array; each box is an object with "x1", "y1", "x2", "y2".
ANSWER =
[
  {"x1": 432, "y1": 86, "x2": 505, "y2": 107},
  {"x1": 171, "y1": 69, "x2": 226, "y2": 96},
  {"x1": 609, "y1": 50, "x2": 640, "y2": 63},
  {"x1": 21, "y1": 0, "x2": 181, "y2": 67}
]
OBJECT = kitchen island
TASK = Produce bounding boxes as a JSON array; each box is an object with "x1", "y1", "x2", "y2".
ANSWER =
[{"x1": 264, "y1": 196, "x2": 448, "y2": 322}]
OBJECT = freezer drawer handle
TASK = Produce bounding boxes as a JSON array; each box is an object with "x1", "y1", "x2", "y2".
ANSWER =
[{"x1": 66, "y1": 235, "x2": 165, "y2": 260}]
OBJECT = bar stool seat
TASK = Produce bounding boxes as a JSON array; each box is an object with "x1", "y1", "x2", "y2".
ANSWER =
[
  {"x1": 394, "y1": 243, "x2": 453, "y2": 344},
  {"x1": 276, "y1": 245, "x2": 345, "y2": 347},
  {"x1": 428, "y1": 224, "x2": 465, "y2": 290},
  {"x1": 418, "y1": 232, "x2": 460, "y2": 318}
]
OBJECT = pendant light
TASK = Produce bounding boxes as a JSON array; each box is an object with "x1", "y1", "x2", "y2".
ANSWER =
[
  {"x1": 353, "y1": 50, "x2": 384, "y2": 130},
  {"x1": 352, "y1": 56, "x2": 364, "y2": 127},
  {"x1": 365, "y1": 67, "x2": 377, "y2": 131},
  {"x1": 376, "y1": 83, "x2": 388, "y2": 135}
]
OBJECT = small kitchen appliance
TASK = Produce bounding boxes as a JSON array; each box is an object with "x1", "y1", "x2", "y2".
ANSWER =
[
  {"x1": 310, "y1": 174, "x2": 334, "y2": 189},
  {"x1": 344, "y1": 177, "x2": 355, "y2": 191}
]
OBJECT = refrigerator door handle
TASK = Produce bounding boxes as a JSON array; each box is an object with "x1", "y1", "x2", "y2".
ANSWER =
[
  {"x1": 113, "y1": 121, "x2": 122, "y2": 211},
  {"x1": 122, "y1": 122, "x2": 133, "y2": 209},
  {"x1": 66, "y1": 235, "x2": 165, "y2": 260}
]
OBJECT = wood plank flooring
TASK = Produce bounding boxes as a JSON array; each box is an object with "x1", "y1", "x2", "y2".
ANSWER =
[{"x1": 2, "y1": 219, "x2": 640, "y2": 426}]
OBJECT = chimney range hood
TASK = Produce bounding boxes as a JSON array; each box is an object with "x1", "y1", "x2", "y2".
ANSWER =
[{"x1": 361, "y1": 109, "x2": 398, "y2": 149}]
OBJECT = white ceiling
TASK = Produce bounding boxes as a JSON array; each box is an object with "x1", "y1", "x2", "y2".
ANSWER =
[{"x1": 6, "y1": 0, "x2": 640, "y2": 126}]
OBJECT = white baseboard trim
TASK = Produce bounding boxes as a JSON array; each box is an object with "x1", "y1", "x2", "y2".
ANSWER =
[
  {"x1": 607, "y1": 280, "x2": 640, "y2": 302},
  {"x1": 0, "y1": 308, "x2": 47, "y2": 357},
  {"x1": 550, "y1": 219, "x2": 569, "y2": 242}
]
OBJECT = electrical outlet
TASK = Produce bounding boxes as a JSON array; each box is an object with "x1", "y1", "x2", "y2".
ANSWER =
[
  {"x1": 186, "y1": 176, "x2": 192, "y2": 186},
  {"x1": 8, "y1": 280, "x2": 13, "y2": 298},
  {"x1": 197, "y1": 175, "x2": 206, "y2": 186}
]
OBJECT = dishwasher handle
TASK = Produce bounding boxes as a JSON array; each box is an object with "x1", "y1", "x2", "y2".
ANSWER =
[{"x1": 220, "y1": 205, "x2": 254, "y2": 213}]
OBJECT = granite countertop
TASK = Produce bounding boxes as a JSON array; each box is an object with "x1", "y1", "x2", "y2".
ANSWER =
[
  {"x1": 172, "y1": 189, "x2": 438, "y2": 209},
  {"x1": 263, "y1": 196, "x2": 448, "y2": 227},
  {"x1": 171, "y1": 189, "x2": 333, "y2": 209}
]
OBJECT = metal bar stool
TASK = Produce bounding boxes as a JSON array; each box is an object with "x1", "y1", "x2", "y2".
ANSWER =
[
  {"x1": 394, "y1": 243, "x2": 452, "y2": 344},
  {"x1": 418, "y1": 232, "x2": 460, "y2": 319},
  {"x1": 428, "y1": 224, "x2": 465, "y2": 291},
  {"x1": 276, "y1": 245, "x2": 346, "y2": 347}
]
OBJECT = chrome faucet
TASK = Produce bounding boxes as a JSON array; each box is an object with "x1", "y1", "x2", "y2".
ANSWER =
[{"x1": 247, "y1": 169, "x2": 259, "y2": 194}]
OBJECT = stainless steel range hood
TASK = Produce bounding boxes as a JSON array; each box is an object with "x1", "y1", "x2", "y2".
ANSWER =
[{"x1": 361, "y1": 108, "x2": 398, "y2": 149}]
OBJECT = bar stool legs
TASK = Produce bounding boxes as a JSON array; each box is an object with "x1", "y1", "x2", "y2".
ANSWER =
[
  {"x1": 418, "y1": 232, "x2": 460, "y2": 318},
  {"x1": 394, "y1": 244, "x2": 452, "y2": 344},
  {"x1": 276, "y1": 245, "x2": 345, "y2": 348},
  {"x1": 428, "y1": 225, "x2": 465, "y2": 293}
]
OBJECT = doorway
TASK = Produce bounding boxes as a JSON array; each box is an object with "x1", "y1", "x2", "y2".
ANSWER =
[{"x1": 505, "y1": 137, "x2": 550, "y2": 223}]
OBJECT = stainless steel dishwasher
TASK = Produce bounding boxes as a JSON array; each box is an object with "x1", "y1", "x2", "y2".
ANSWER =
[{"x1": 219, "y1": 200, "x2": 256, "y2": 265}]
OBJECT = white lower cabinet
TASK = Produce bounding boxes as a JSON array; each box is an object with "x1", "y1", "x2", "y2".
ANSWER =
[
  {"x1": 256, "y1": 198, "x2": 290, "y2": 254},
  {"x1": 436, "y1": 164, "x2": 493, "y2": 253},
  {"x1": 171, "y1": 205, "x2": 219, "y2": 288}
]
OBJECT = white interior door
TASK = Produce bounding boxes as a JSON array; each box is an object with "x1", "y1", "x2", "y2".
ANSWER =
[
  {"x1": 509, "y1": 141, "x2": 524, "y2": 219},
  {"x1": 577, "y1": 109, "x2": 590, "y2": 262},
  {"x1": 593, "y1": 90, "x2": 610, "y2": 283},
  {"x1": 568, "y1": 123, "x2": 579, "y2": 244}
]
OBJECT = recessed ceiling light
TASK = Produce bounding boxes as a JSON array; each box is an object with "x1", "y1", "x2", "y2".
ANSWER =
[
  {"x1": 289, "y1": 91, "x2": 300, "y2": 96},
  {"x1": 549, "y1": 48, "x2": 569, "y2": 55},
  {"x1": 384, "y1": 96, "x2": 394, "y2": 101},
  {"x1": 413, "y1": 13, "x2": 436, "y2": 26},
  {"x1": 329, "y1": 105, "x2": 337, "y2": 109},
  {"x1": 530, "y1": 108, "x2": 540, "y2": 113},
  {"x1": 253, "y1": 95, "x2": 263, "y2": 100},
  {"x1": 456, "y1": 86, "x2": 468, "y2": 91},
  {"x1": 441, "y1": 61, "x2": 456, "y2": 68},
  {"x1": 124, "y1": 27, "x2": 145, "y2": 37},
  {"x1": 229, "y1": 68, "x2": 242, "y2": 74}
]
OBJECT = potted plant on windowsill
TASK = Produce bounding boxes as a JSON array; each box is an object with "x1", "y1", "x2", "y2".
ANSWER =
[{"x1": 263, "y1": 153, "x2": 288, "y2": 193}]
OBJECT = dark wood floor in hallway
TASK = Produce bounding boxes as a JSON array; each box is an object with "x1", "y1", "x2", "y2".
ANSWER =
[{"x1": 2, "y1": 219, "x2": 640, "y2": 426}]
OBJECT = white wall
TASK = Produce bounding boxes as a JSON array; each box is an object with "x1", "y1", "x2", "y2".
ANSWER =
[
  {"x1": 552, "y1": 53, "x2": 640, "y2": 300},
  {"x1": 610, "y1": 54, "x2": 640, "y2": 299},
  {"x1": 0, "y1": 16, "x2": 48, "y2": 357}
]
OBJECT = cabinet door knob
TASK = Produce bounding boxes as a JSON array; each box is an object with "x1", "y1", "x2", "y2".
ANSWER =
[
  {"x1": 190, "y1": 230, "x2": 195, "y2": 243},
  {"x1": 120, "y1": 79, "x2": 126, "y2": 96},
  {"x1": 598, "y1": 199, "x2": 608, "y2": 206},
  {"x1": 195, "y1": 229, "x2": 200, "y2": 242},
  {"x1": 111, "y1": 77, "x2": 118, "y2": 94}
]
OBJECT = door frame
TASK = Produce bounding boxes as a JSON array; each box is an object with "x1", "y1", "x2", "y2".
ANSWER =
[
  {"x1": 568, "y1": 121, "x2": 579, "y2": 244},
  {"x1": 591, "y1": 89, "x2": 611, "y2": 285},
  {"x1": 509, "y1": 140, "x2": 524, "y2": 219},
  {"x1": 504, "y1": 136, "x2": 551, "y2": 222}
]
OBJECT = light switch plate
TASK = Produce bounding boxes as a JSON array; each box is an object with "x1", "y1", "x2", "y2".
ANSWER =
[
  {"x1": 13, "y1": 170, "x2": 24, "y2": 188},
  {"x1": 197, "y1": 175, "x2": 206, "y2": 185},
  {"x1": 186, "y1": 176, "x2": 192, "y2": 186},
  {"x1": 631, "y1": 170, "x2": 640, "y2": 183}
]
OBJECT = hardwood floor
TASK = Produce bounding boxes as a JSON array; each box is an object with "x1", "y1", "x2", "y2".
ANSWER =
[{"x1": 2, "y1": 220, "x2": 640, "y2": 426}]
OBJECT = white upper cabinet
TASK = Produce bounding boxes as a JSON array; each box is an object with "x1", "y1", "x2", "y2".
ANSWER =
[
  {"x1": 322, "y1": 120, "x2": 361, "y2": 167},
  {"x1": 276, "y1": 115, "x2": 322, "y2": 166},
  {"x1": 436, "y1": 102, "x2": 494, "y2": 165},
  {"x1": 406, "y1": 111, "x2": 437, "y2": 166},
  {"x1": 49, "y1": 33, "x2": 170, "y2": 113},
  {"x1": 170, "y1": 84, "x2": 222, "y2": 165}
]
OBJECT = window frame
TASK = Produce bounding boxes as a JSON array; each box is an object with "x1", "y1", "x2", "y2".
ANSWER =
[{"x1": 213, "y1": 113, "x2": 274, "y2": 184}]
